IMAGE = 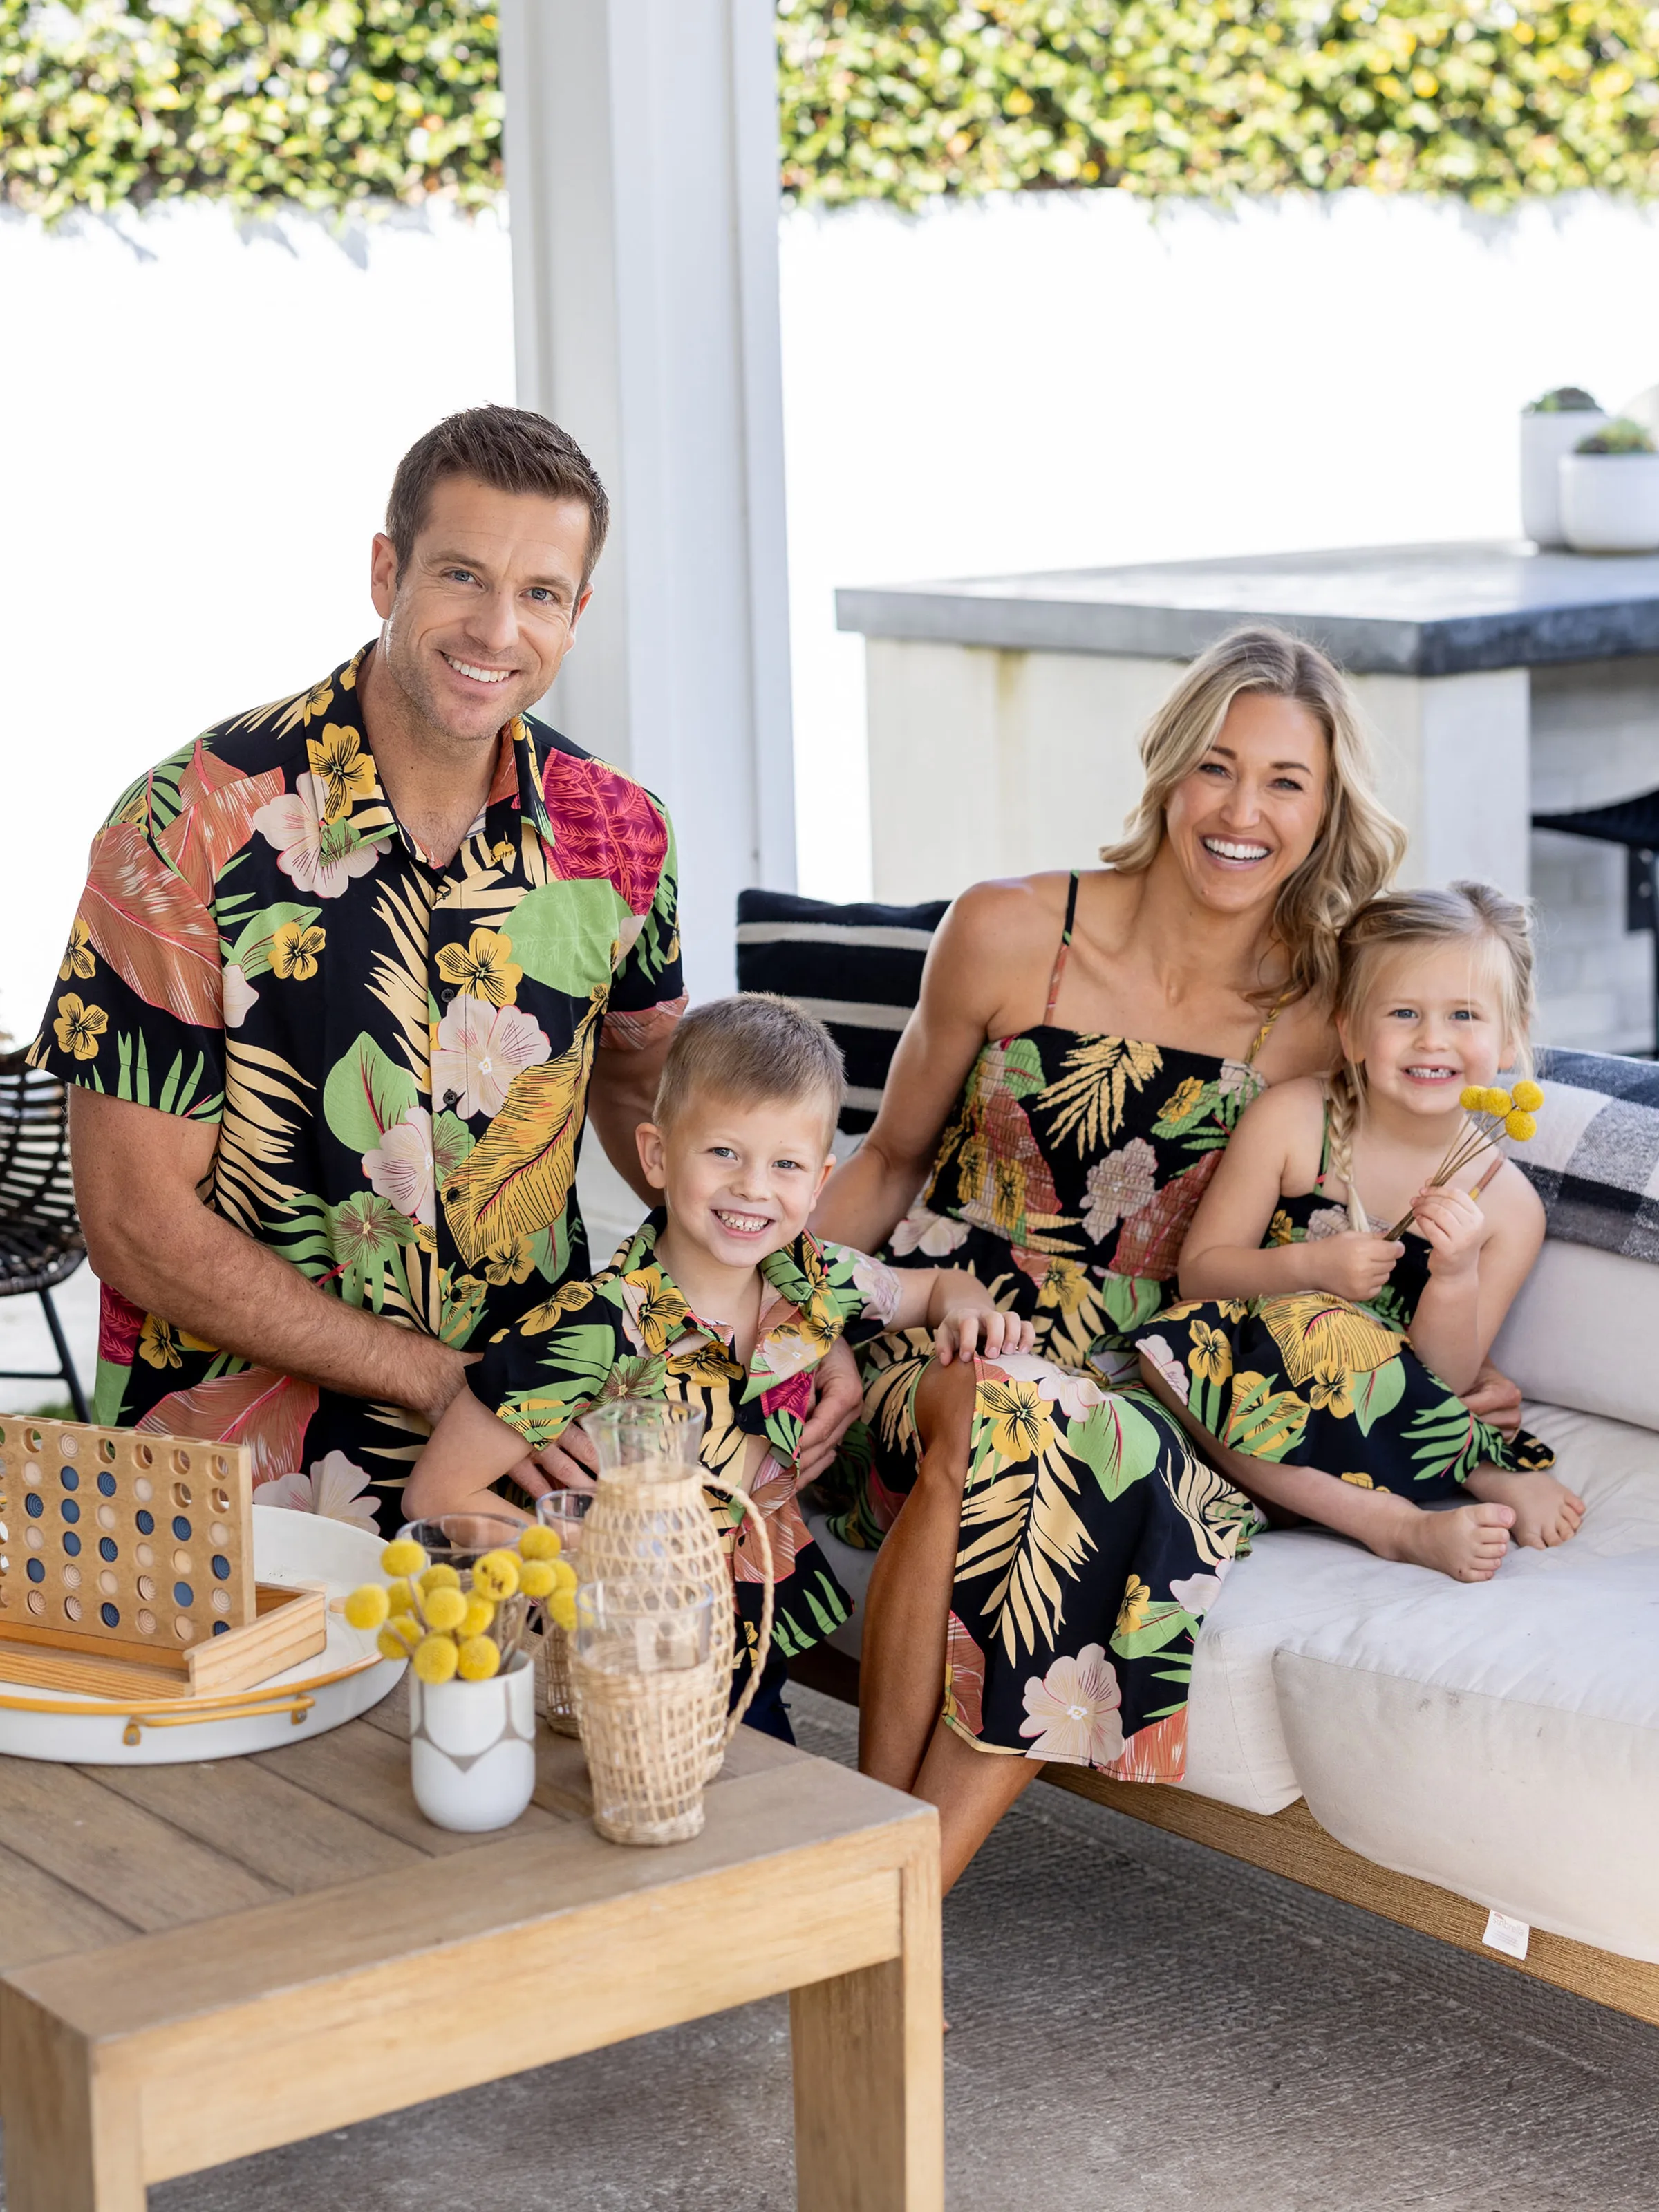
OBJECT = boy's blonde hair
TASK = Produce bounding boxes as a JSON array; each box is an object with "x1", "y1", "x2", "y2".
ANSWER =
[
  {"x1": 1327, "y1": 881, "x2": 1536, "y2": 1226},
  {"x1": 1100, "y1": 624, "x2": 1407, "y2": 1009},
  {"x1": 653, "y1": 993, "x2": 845, "y2": 1141}
]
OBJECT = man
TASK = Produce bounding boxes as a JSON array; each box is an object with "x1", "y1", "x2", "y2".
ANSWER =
[{"x1": 32, "y1": 405, "x2": 857, "y2": 1530}]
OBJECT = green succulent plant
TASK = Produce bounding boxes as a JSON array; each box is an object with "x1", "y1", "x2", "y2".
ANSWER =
[
  {"x1": 1528, "y1": 388, "x2": 1602, "y2": 413},
  {"x1": 1574, "y1": 418, "x2": 1658, "y2": 456}
]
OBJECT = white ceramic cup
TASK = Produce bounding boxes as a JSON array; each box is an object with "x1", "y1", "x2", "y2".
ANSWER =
[
  {"x1": 1559, "y1": 451, "x2": 1659, "y2": 555},
  {"x1": 409, "y1": 1651, "x2": 536, "y2": 1833}
]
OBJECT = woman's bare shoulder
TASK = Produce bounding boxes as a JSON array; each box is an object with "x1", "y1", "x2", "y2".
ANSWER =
[{"x1": 933, "y1": 873, "x2": 1073, "y2": 971}]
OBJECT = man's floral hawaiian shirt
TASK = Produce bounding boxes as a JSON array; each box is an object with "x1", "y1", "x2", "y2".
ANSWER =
[
  {"x1": 29, "y1": 647, "x2": 685, "y2": 1535},
  {"x1": 471, "y1": 1210, "x2": 903, "y2": 1663}
]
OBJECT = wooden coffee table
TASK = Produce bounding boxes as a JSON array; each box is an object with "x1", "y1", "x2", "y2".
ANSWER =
[{"x1": 0, "y1": 1683, "x2": 942, "y2": 2211}]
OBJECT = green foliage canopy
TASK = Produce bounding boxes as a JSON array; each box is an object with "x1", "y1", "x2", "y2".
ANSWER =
[{"x1": 1, "y1": 0, "x2": 1656, "y2": 221}]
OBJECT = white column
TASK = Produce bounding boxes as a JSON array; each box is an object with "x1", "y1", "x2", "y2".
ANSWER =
[{"x1": 498, "y1": 0, "x2": 796, "y2": 999}]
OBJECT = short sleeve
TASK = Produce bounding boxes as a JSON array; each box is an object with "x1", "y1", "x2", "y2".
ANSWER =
[
  {"x1": 601, "y1": 803, "x2": 686, "y2": 1050},
  {"x1": 28, "y1": 818, "x2": 225, "y2": 1121},
  {"x1": 468, "y1": 1288, "x2": 619, "y2": 1450},
  {"x1": 819, "y1": 1242, "x2": 905, "y2": 1345}
]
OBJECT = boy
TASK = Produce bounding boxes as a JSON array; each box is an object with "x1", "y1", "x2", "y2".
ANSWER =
[{"x1": 406, "y1": 993, "x2": 1033, "y2": 1738}]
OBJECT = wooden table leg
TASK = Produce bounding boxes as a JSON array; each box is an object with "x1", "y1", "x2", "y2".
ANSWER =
[
  {"x1": 1, "y1": 1987, "x2": 144, "y2": 2212},
  {"x1": 790, "y1": 1838, "x2": 944, "y2": 2212}
]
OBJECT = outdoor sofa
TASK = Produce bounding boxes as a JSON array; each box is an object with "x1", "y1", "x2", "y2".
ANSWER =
[{"x1": 738, "y1": 892, "x2": 1659, "y2": 2030}]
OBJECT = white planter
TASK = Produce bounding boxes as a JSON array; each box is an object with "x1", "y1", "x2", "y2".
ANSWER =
[
  {"x1": 1559, "y1": 452, "x2": 1659, "y2": 555},
  {"x1": 1521, "y1": 408, "x2": 1610, "y2": 546},
  {"x1": 409, "y1": 1653, "x2": 536, "y2": 1832}
]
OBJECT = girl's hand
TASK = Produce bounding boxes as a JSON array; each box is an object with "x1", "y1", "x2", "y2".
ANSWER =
[
  {"x1": 934, "y1": 1304, "x2": 1035, "y2": 1365},
  {"x1": 1412, "y1": 1184, "x2": 1488, "y2": 1276},
  {"x1": 1309, "y1": 1230, "x2": 1406, "y2": 1303}
]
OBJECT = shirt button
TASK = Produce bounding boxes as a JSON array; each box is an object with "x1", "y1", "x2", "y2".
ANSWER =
[{"x1": 440, "y1": 986, "x2": 456, "y2": 1004}]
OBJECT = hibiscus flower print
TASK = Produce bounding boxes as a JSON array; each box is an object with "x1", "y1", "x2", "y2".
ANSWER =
[
  {"x1": 1308, "y1": 1365, "x2": 1354, "y2": 1417},
  {"x1": 850, "y1": 1250, "x2": 903, "y2": 1324},
  {"x1": 980, "y1": 1378, "x2": 1054, "y2": 1462},
  {"x1": 57, "y1": 917, "x2": 95, "y2": 983},
  {"x1": 430, "y1": 996, "x2": 552, "y2": 1120},
  {"x1": 253, "y1": 772, "x2": 380, "y2": 899},
  {"x1": 1304, "y1": 1205, "x2": 1354, "y2": 1242},
  {"x1": 1136, "y1": 1333, "x2": 1189, "y2": 1405},
  {"x1": 888, "y1": 1205, "x2": 969, "y2": 1258},
  {"x1": 259, "y1": 1449, "x2": 381, "y2": 1534},
  {"x1": 139, "y1": 1314, "x2": 182, "y2": 1369},
  {"x1": 620, "y1": 1268, "x2": 694, "y2": 1355},
  {"x1": 992, "y1": 1351, "x2": 1109, "y2": 1419},
  {"x1": 1187, "y1": 1320, "x2": 1233, "y2": 1387},
  {"x1": 1019, "y1": 1644, "x2": 1125, "y2": 1765},
  {"x1": 53, "y1": 994, "x2": 106, "y2": 1061},
  {"x1": 1081, "y1": 1137, "x2": 1158, "y2": 1243},
  {"x1": 1170, "y1": 1559, "x2": 1232, "y2": 1615},
  {"x1": 270, "y1": 920, "x2": 326, "y2": 981},
  {"x1": 482, "y1": 1238, "x2": 536, "y2": 1286},
  {"x1": 362, "y1": 1105, "x2": 437, "y2": 1229},
  {"x1": 305, "y1": 723, "x2": 378, "y2": 823},
  {"x1": 1116, "y1": 1574, "x2": 1152, "y2": 1637},
  {"x1": 435, "y1": 926, "x2": 523, "y2": 1009},
  {"x1": 222, "y1": 963, "x2": 259, "y2": 1029}
]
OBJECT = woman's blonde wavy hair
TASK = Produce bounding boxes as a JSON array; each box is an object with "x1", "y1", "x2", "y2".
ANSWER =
[
  {"x1": 1326, "y1": 880, "x2": 1537, "y2": 1228},
  {"x1": 1100, "y1": 625, "x2": 1407, "y2": 1009}
]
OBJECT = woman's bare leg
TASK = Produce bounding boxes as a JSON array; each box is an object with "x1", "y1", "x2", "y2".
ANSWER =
[
  {"x1": 910, "y1": 1719, "x2": 1044, "y2": 1894},
  {"x1": 856, "y1": 1358, "x2": 978, "y2": 1792},
  {"x1": 1137, "y1": 1358, "x2": 1515, "y2": 1582}
]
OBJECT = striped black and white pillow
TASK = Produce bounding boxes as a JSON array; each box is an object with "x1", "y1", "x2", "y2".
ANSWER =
[{"x1": 735, "y1": 890, "x2": 948, "y2": 1134}]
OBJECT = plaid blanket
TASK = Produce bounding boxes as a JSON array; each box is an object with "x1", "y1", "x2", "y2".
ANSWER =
[{"x1": 1521, "y1": 1049, "x2": 1659, "y2": 1262}]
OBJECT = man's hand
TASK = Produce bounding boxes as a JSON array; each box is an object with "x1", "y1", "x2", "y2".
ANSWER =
[
  {"x1": 1461, "y1": 1358, "x2": 1523, "y2": 1440},
  {"x1": 795, "y1": 1335, "x2": 863, "y2": 1485}
]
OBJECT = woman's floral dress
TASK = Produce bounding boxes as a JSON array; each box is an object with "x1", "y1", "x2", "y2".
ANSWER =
[
  {"x1": 1134, "y1": 1103, "x2": 1555, "y2": 1496},
  {"x1": 819, "y1": 875, "x2": 1266, "y2": 1781}
]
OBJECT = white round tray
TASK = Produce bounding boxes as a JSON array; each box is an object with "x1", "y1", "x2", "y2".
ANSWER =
[{"x1": 0, "y1": 1505, "x2": 404, "y2": 1764}]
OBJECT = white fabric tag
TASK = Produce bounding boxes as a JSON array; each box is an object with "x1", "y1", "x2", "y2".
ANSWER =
[{"x1": 1483, "y1": 1909, "x2": 1530, "y2": 1960}]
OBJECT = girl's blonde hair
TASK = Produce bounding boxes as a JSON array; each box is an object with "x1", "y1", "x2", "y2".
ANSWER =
[
  {"x1": 1327, "y1": 881, "x2": 1537, "y2": 1227},
  {"x1": 1100, "y1": 625, "x2": 1407, "y2": 1008}
]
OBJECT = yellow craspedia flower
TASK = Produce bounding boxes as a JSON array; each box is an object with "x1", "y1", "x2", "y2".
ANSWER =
[
  {"x1": 418, "y1": 1562, "x2": 462, "y2": 1593},
  {"x1": 1483, "y1": 1087, "x2": 1513, "y2": 1116},
  {"x1": 517, "y1": 1524, "x2": 562, "y2": 1562},
  {"x1": 457, "y1": 1633, "x2": 502, "y2": 1681},
  {"x1": 412, "y1": 1633, "x2": 460, "y2": 1684},
  {"x1": 376, "y1": 1625, "x2": 412, "y2": 1662},
  {"x1": 1505, "y1": 1110, "x2": 1537, "y2": 1143},
  {"x1": 550, "y1": 1558, "x2": 578, "y2": 1593},
  {"x1": 1459, "y1": 1085, "x2": 1485, "y2": 1111},
  {"x1": 1512, "y1": 1079, "x2": 1544, "y2": 1113},
  {"x1": 459, "y1": 1593, "x2": 496, "y2": 1638},
  {"x1": 549, "y1": 1591, "x2": 577, "y2": 1632},
  {"x1": 381, "y1": 1538, "x2": 427, "y2": 1577},
  {"x1": 386, "y1": 1612, "x2": 424, "y2": 1649},
  {"x1": 518, "y1": 1559, "x2": 556, "y2": 1599},
  {"x1": 386, "y1": 1577, "x2": 416, "y2": 1615},
  {"x1": 344, "y1": 1582, "x2": 390, "y2": 1631},
  {"x1": 422, "y1": 1585, "x2": 468, "y2": 1633},
  {"x1": 474, "y1": 1548, "x2": 521, "y2": 1600}
]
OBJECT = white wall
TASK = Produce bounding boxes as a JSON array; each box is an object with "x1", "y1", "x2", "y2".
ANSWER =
[{"x1": 5, "y1": 185, "x2": 1659, "y2": 1053}]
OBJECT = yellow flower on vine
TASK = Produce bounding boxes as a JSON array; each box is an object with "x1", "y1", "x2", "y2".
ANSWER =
[
  {"x1": 270, "y1": 920, "x2": 326, "y2": 981},
  {"x1": 435, "y1": 927, "x2": 523, "y2": 1008},
  {"x1": 306, "y1": 723, "x2": 377, "y2": 823},
  {"x1": 57, "y1": 917, "x2": 95, "y2": 983},
  {"x1": 53, "y1": 994, "x2": 106, "y2": 1062}
]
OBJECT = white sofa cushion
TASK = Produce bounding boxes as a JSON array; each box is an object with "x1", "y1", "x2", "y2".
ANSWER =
[{"x1": 1490, "y1": 1238, "x2": 1659, "y2": 1432}]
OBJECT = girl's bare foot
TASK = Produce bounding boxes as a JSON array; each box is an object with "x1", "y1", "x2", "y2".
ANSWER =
[
  {"x1": 1374, "y1": 1495, "x2": 1515, "y2": 1582},
  {"x1": 1465, "y1": 1464, "x2": 1586, "y2": 1548}
]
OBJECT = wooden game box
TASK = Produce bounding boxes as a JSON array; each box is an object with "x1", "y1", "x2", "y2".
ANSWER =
[{"x1": 0, "y1": 1416, "x2": 327, "y2": 1702}]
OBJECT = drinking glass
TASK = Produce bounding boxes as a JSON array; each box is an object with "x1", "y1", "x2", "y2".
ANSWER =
[
  {"x1": 534, "y1": 1490, "x2": 592, "y2": 1736},
  {"x1": 571, "y1": 1579, "x2": 716, "y2": 1845}
]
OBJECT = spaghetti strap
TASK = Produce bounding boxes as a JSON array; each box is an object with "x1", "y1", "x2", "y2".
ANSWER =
[
  {"x1": 1044, "y1": 871, "x2": 1080, "y2": 1023},
  {"x1": 1472, "y1": 1152, "x2": 1505, "y2": 1197},
  {"x1": 1244, "y1": 992, "x2": 1289, "y2": 1067}
]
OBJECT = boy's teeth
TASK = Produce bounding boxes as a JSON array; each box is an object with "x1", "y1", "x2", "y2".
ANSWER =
[{"x1": 715, "y1": 1210, "x2": 768, "y2": 1232}]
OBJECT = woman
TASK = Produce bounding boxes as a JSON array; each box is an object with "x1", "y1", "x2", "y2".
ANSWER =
[{"x1": 812, "y1": 625, "x2": 1409, "y2": 1892}]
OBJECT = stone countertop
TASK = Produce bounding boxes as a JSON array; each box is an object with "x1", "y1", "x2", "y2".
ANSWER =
[{"x1": 835, "y1": 541, "x2": 1659, "y2": 677}]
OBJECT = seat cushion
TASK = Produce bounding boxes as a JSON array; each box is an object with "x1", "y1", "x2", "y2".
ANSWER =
[{"x1": 1489, "y1": 1236, "x2": 1659, "y2": 1432}]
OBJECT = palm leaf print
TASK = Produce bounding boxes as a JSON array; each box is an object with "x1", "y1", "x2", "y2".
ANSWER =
[
  {"x1": 957, "y1": 1445, "x2": 1096, "y2": 1665},
  {"x1": 367, "y1": 871, "x2": 438, "y2": 1087},
  {"x1": 1261, "y1": 1293, "x2": 1401, "y2": 1388},
  {"x1": 214, "y1": 1040, "x2": 311, "y2": 1234},
  {"x1": 136, "y1": 1367, "x2": 319, "y2": 1486},
  {"x1": 82, "y1": 822, "x2": 222, "y2": 1027},
  {"x1": 444, "y1": 997, "x2": 601, "y2": 1266},
  {"x1": 1042, "y1": 1036, "x2": 1163, "y2": 1154},
  {"x1": 158, "y1": 758, "x2": 286, "y2": 909}
]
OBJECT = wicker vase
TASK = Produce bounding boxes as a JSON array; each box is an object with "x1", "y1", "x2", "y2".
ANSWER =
[{"x1": 574, "y1": 1399, "x2": 773, "y2": 1777}]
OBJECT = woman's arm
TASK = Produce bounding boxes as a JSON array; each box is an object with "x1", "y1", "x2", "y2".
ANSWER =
[
  {"x1": 812, "y1": 879, "x2": 1060, "y2": 1251},
  {"x1": 1407, "y1": 1166, "x2": 1544, "y2": 1396}
]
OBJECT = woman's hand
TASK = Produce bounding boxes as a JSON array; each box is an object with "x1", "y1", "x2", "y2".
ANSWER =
[
  {"x1": 1308, "y1": 1230, "x2": 1406, "y2": 1304},
  {"x1": 1461, "y1": 1358, "x2": 1523, "y2": 1440},
  {"x1": 934, "y1": 1304, "x2": 1035, "y2": 1365},
  {"x1": 1412, "y1": 1185, "x2": 1488, "y2": 1278}
]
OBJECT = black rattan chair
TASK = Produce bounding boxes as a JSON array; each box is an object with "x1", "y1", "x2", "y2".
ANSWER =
[
  {"x1": 0, "y1": 1049, "x2": 90, "y2": 1421},
  {"x1": 1533, "y1": 790, "x2": 1659, "y2": 1058}
]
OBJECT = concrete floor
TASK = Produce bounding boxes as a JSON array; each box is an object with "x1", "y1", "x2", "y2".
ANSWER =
[{"x1": 0, "y1": 1691, "x2": 1598, "y2": 2209}]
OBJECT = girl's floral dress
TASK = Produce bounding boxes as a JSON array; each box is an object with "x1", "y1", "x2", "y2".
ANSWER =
[
  {"x1": 1134, "y1": 1102, "x2": 1555, "y2": 1497},
  {"x1": 818, "y1": 874, "x2": 1264, "y2": 1781}
]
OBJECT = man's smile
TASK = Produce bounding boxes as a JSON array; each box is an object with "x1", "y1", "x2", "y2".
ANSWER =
[{"x1": 441, "y1": 652, "x2": 514, "y2": 686}]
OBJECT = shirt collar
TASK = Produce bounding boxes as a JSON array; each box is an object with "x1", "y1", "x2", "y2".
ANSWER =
[{"x1": 610, "y1": 1210, "x2": 843, "y2": 1385}]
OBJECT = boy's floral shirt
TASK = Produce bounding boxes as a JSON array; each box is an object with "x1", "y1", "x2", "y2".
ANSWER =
[
  {"x1": 471, "y1": 1210, "x2": 904, "y2": 1662},
  {"x1": 28, "y1": 647, "x2": 685, "y2": 1535}
]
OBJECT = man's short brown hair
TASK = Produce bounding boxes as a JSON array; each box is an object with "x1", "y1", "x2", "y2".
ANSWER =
[
  {"x1": 385, "y1": 404, "x2": 610, "y2": 589},
  {"x1": 653, "y1": 995, "x2": 845, "y2": 1142}
]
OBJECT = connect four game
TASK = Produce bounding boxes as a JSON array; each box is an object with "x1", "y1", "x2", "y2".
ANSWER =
[{"x1": 0, "y1": 1417, "x2": 256, "y2": 1660}]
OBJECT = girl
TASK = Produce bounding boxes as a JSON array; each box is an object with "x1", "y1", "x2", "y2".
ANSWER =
[{"x1": 1134, "y1": 881, "x2": 1584, "y2": 1584}]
